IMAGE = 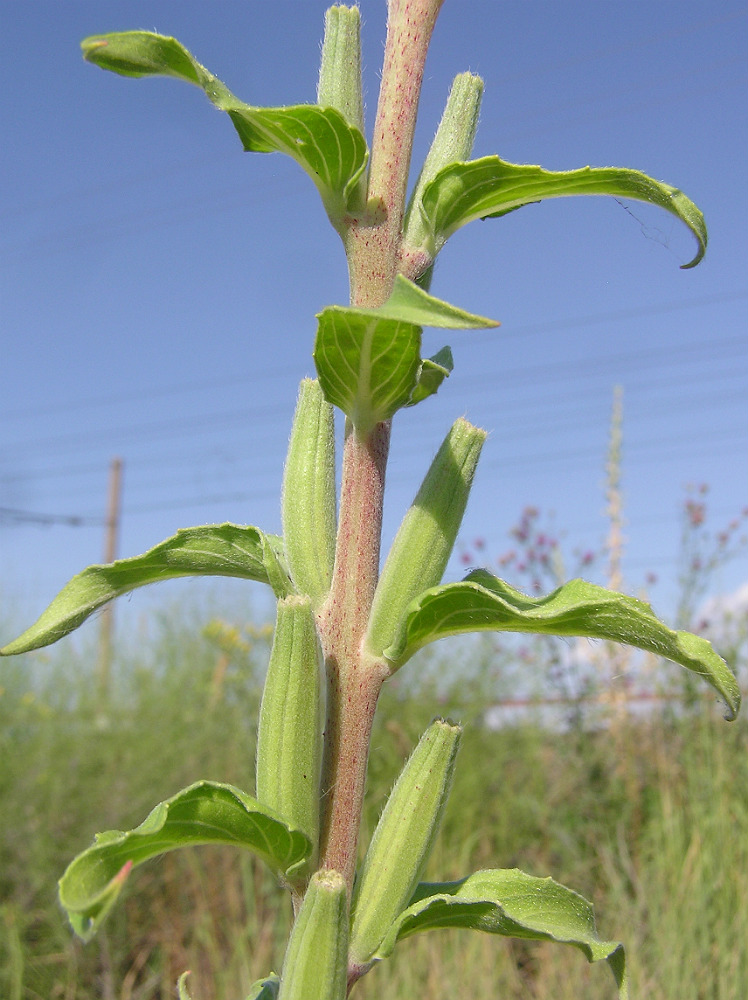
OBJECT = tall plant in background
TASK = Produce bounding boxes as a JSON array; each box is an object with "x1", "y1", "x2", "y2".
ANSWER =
[{"x1": 2, "y1": 4, "x2": 740, "y2": 998}]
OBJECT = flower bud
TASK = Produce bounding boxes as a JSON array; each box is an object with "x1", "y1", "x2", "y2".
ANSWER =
[
  {"x1": 256, "y1": 595, "x2": 322, "y2": 872},
  {"x1": 282, "y1": 379, "x2": 336, "y2": 605},
  {"x1": 403, "y1": 72, "x2": 484, "y2": 280},
  {"x1": 278, "y1": 869, "x2": 348, "y2": 1000},
  {"x1": 317, "y1": 5, "x2": 364, "y2": 134},
  {"x1": 349, "y1": 718, "x2": 462, "y2": 967},
  {"x1": 365, "y1": 418, "x2": 486, "y2": 662}
]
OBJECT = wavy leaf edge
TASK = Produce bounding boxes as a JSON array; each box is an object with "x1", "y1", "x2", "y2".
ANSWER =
[
  {"x1": 412, "y1": 155, "x2": 706, "y2": 270},
  {"x1": 374, "y1": 868, "x2": 627, "y2": 999},
  {"x1": 385, "y1": 572, "x2": 740, "y2": 720},
  {"x1": 59, "y1": 780, "x2": 313, "y2": 941},
  {"x1": 0, "y1": 523, "x2": 285, "y2": 656},
  {"x1": 81, "y1": 31, "x2": 369, "y2": 224}
]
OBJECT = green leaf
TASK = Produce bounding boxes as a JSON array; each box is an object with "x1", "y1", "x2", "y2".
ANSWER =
[
  {"x1": 313, "y1": 278, "x2": 496, "y2": 430},
  {"x1": 313, "y1": 308, "x2": 422, "y2": 432},
  {"x1": 180, "y1": 967, "x2": 280, "y2": 998},
  {"x1": 372, "y1": 275, "x2": 497, "y2": 329},
  {"x1": 373, "y1": 868, "x2": 627, "y2": 999},
  {"x1": 59, "y1": 781, "x2": 312, "y2": 942},
  {"x1": 246, "y1": 975, "x2": 280, "y2": 1000},
  {"x1": 387, "y1": 571, "x2": 740, "y2": 720},
  {"x1": 1, "y1": 524, "x2": 290, "y2": 655},
  {"x1": 408, "y1": 346, "x2": 454, "y2": 406},
  {"x1": 81, "y1": 32, "x2": 368, "y2": 228},
  {"x1": 177, "y1": 972, "x2": 195, "y2": 1000},
  {"x1": 350, "y1": 720, "x2": 462, "y2": 965},
  {"x1": 408, "y1": 155, "x2": 706, "y2": 269}
]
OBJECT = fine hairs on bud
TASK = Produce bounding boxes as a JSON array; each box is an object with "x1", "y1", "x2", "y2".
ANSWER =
[
  {"x1": 278, "y1": 869, "x2": 348, "y2": 1000},
  {"x1": 365, "y1": 417, "x2": 486, "y2": 661},
  {"x1": 256, "y1": 595, "x2": 323, "y2": 871},
  {"x1": 349, "y1": 718, "x2": 462, "y2": 967},
  {"x1": 281, "y1": 379, "x2": 337, "y2": 605},
  {"x1": 403, "y1": 71, "x2": 484, "y2": 270},
  {"x1": 317, "y1": 5, "x2": 364, "y2": 133}
]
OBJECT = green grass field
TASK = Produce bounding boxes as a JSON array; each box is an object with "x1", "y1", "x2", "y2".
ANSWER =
[{"x1": 1, "y1": 605, "x2": 746, "y2": 999}]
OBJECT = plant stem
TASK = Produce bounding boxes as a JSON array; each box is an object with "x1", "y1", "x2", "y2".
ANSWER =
[
  {"x1": 345, "y1": 0, "x2": 444, "y2": 307},
  {"x1": 317, "y1": 422, "x2": 391, "y2": 891},
  {"x1": 318, "y1": 0, "x2": 445, "y2": 899}
]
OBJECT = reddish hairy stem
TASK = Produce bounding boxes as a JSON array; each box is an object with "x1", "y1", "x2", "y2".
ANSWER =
[
  {"x1": 346, "y1": 0, "x2": 444, "y2": 307},
  {"x1": 317, "y1": 422, "x2": 390, "y2": 890},
  {"x1": 318, "y1": 0, "x2": 444, "y2": 898}
]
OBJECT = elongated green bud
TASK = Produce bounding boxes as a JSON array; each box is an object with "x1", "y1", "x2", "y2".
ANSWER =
[
  {"x1": 349, "y1": 719, "x2": 462, "y2": 968},
  {"x1": 365, "y1": 418, "x2": 486, "y2": 662},
  {"x1": 317, "y1": 5, "x2": 364, "y2": 134},
  {"x1": 278, "y1": 869, "x2": 348, "y2": 1000},
  {"x1": 282, "y1": 379, "x2": 336, "y2": 604},
  {"x1": 256, "y1": 595, "x2": 322, "y2": 870},
  {"x1": 403, "y1": 72, "x2": 484, "y2": 283}
]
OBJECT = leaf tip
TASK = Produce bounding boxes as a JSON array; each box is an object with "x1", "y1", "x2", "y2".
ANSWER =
[
  {"x1": 177, "y1": 970, "x2": 195, "y2": 1000},
  {"x1": 0, "y1": 634, "x2": 30, "y2": 657},
  {"x1": 679, "y1": 248, "x2": 706, "y2": 270},
  {"x1": 114, "y1": 858, "x2": 134, "y2": 885},
  {"x1": 721, "y1": 693, "x2": 740, "y2": 723}
]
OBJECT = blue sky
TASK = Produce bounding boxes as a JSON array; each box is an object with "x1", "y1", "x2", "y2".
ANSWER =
[{"x1": 1, "y1": 2, "x2": 747, "y2": 643}]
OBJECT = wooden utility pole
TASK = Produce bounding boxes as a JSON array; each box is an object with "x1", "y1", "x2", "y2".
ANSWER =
[
  {"x1": 603, "y1": 388, "x2": 629, "y2": 725},
  {"x1": 605, "y1": 386, "x2": 625, "y2": 596},
  {"x1": 97, "y1": 457, "x2": 123, "y2": 705}
]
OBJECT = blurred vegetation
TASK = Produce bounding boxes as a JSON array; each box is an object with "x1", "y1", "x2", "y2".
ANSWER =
[{"x1": 1, "y1": 592, "x2": 746, "y2": 1000}]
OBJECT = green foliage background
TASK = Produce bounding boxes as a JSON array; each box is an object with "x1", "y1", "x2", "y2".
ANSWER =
[{"x1": 2, "y1": 601, "x2": 746, "y2": 1000}]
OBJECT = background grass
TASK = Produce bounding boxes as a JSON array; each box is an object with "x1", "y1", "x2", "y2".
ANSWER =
[{"x1": 1, "y1": 602, "x2": 746, "y2": 1000}]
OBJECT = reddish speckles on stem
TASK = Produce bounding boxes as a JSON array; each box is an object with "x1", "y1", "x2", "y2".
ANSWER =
[
  {"x1": 370, "y1": 0, "x2": 444, "y2": 208},
  {"x1": 318, "y1": 0, "x2": 445, "y2": 900},
  {"x1": 346, "y1": 0, "x2": 444, "y2": 307},
  {"x1": 317, "y1": 424, "x2": 390, "y2": 890}
]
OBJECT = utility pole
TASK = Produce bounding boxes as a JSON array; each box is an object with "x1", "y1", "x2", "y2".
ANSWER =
[
  {"x1": 605, "y1": 386, "x2": 624, "y2": 596},
  {"x1": 603, "y1": 388, "x2": 629, "y2": 728},
  {"x1": 97, "y1": 456, "x2": 123, "y2": 706}
]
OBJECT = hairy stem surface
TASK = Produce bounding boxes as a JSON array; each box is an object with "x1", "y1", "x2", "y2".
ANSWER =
[
  {"x1": 317, "y1": 422, "x2": 391, "y2": 891},
  {"x1": 316, "y1": 0, "x2": 444, "y2": 904},
  {"x1": 346, "y1": 0, "x2": 444, "y2": 306}
]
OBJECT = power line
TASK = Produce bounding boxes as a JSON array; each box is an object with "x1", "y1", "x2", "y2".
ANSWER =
[
  {"x1": 2, "y1": 323, "x2": 744, "y2": 464},
  {"x1": 31, "y1": 431, "x2": 744, "y2": 525},
  {"x1": 0, "y1": 173, "x2": 300, "y2": 267},
  {"x1": 0, "y1": 151, "x2": 237, "y2": 225},
  {"x1": 3, "y1": 375, "x2": 744, "y2": 506},
  {"x1": 464, "y1": 293, "x2": 748, "y2": 345},
  {"x1": 2, "y1": 292, "x2": 744, "y2": 424},
  {"x1": 0, "y1": 506, "x2": 104, "y2": 528}
]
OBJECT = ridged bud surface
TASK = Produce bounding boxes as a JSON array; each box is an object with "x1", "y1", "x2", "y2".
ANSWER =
[
  {"x1": 281, "y1": 379, "x2": 336, "y2": 605},
  {"x1": 317, "y1": 6, "x2": 364, "y2": 135},
  {"x1": 349, "y1": 718, "x2": 462, "y2": 965},
  {"x1": 365, "y1": 418, "x2": 486, "y2": 661},
  {"x1": 256, "y1": 595, "x2": 322, "y2": 869},
  {"x1": 403, "y1": 71, "x2": 484, "y2": 273},
  {"x1": 278, "y1": 869, "x2": 348, "y2": 1000}
]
